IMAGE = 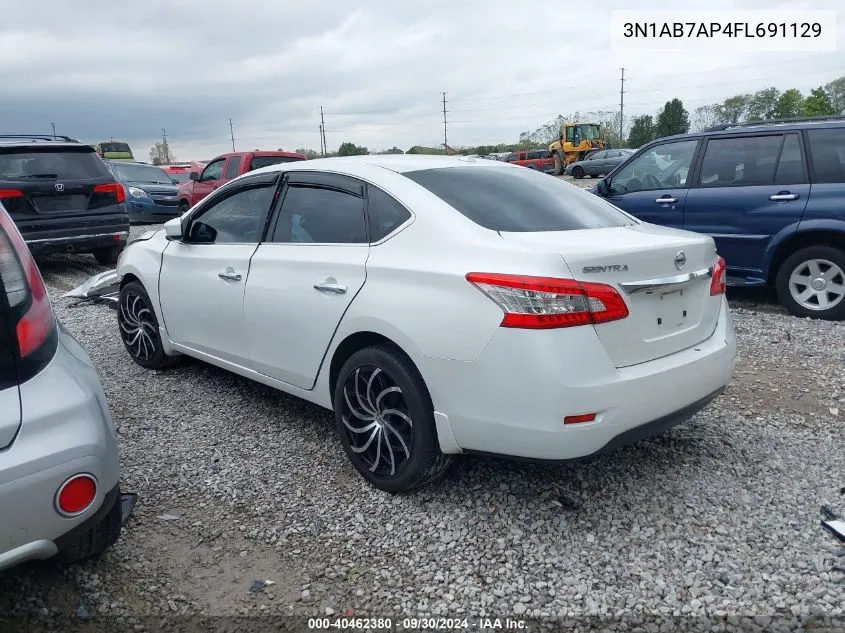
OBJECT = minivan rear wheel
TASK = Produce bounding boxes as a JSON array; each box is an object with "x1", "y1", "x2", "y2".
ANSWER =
[
  {"x1": 333, "y1": 344, "x2": 452, "y2": 493},
  {"x1": 775, "y1": 245, "x2": 845, "y2": 320}
]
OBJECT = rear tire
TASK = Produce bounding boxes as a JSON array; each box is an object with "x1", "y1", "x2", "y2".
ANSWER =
[
  {"x1": 775, "y1": 245, "x2": 845, "y2": 320},
  {"x1": 333, "y1": 344, "x2": 452, "y2": 493},
  {"x1": 179, "y1": 201, "x2": 190, "y2": 214},
  {"x1": 93, "y1": 245, "x2": 122, "y2": 266},
  {"x1": 118, "y1": 281, "x2": 176, "y2": 369},
  {"x1": 572, "y1": 166, "x2": 585, "y2": 179}
]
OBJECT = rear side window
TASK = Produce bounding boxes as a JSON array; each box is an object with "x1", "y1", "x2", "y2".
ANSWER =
[
  {"x1": 367, "y1": 186, "x2": 411, "y2": 241},
  {"x1": 272, "y1": 186, "x2": 367, "y2": 244},
  {"x1": 223, "y1": 156, "x2": 242, "y2": 179},
  {"x1": 697, "y1": 135, "x2": 782, "y2": 187},
  {"x1": 807, "y1": 128, "x2": 845, "y2": 184},
  {"x1": 404, "y1": 166, "x2": 634, "y2": 232},
  {"x1": 249, "y1": 155, "x2": 305, "y2": 171},
  {"x1": 0, "y1": 147, "x2": 112, "y2": 181}
]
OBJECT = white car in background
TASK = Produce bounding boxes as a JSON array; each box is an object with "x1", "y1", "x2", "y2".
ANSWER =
[{"x1": 110, "y1": 155, "x2": 736, "y2": 493}]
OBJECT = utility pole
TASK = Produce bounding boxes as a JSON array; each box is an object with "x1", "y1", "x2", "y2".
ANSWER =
[
  {"x1": 442, "y1": 92, "x2": 448, "y2": 151},
  {"x1": 228, "y1": 118, "x2": 236, "y2": 152},
  {"x1": 51, "y1": 122, "x2": 56, "y2": 139},
  {"x1": 619, "y1": 67, "x2": 626, "y2": 144},
  {"x1": 320, "y1": 107, "x2": 327, "y2": 156},
  {"x1": 319, "y1": 124, "x2": 325, "y2": 155}
]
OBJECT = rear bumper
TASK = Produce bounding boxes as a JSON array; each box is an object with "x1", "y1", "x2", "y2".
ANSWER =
[
  {"x1": 0, "y1": 326, "x2": 121, "y2": 572},
  {"x1": 25, "y1": 230, "x2": 128, "y2": 255},
  {"x1": 415, "y1": 297, "x2": 736, "y2": 460}
]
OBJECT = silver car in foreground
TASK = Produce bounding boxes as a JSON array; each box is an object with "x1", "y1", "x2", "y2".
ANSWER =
[{"x1": 0, "y1": 206, "x2": 126, "y2": 572}]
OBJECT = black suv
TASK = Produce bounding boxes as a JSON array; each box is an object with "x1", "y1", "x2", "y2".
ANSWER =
[{"x1": 0, "y1": 135, "x2": 130, "y2": 265}]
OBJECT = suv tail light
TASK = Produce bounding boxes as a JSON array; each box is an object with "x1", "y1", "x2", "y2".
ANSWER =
[
  {"x1": 0, "y1": 189, "x2": 23, "y2": 200},
  {"x1": 93, "y1": 182, "x2": 126, "y2": 204},
  {"x1": 0, "y1": 207, "x2": 57, "y2": 371},
  {"x1": 710, "y1": 256, "x2": 727, "y2": 296},
  {"x1": 466, "y1": 272, "x2": 629, "y2": 329}
]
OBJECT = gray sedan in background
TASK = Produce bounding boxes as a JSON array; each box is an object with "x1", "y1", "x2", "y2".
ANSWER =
[{"x1": 565, "y1": 148, "x2": 634, "y2": 179}]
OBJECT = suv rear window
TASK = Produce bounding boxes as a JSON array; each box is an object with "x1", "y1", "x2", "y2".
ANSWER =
[
  {"x1": 249, "y1": 155, "x2": 305, "y2": 171},
  {"x1": 0, "y1": 146, "x2": 112, "y2": 181},
  {"x1": 404, "y1": 166, "x2": 634, "y2": 232}
]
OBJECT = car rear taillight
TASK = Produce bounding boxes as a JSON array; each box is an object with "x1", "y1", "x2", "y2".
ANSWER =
[
  {"x1": 466, "y1": 272, "x2": 629, "y2": 329},
  {"x1": 93, "y1": 182, "x2": 126, "y2": 203},
  {"x1": 56, "y1": 474, "x2": 97, "y2": 515},
  {"x1": 0, "y1": 189, "x2": 23, "y2": 199},
  {"x1": 0, "y1": 207, "x2": 56, "y2": 359},
  {"x1": 710, "y1": 256, "x2": 727, "y2": 296}
]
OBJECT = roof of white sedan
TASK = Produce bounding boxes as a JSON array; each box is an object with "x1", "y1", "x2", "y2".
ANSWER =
[{"x1": 249, "y1": 154, "x2": 513, "y2": 177}]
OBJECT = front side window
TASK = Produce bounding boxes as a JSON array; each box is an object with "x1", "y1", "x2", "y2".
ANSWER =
[
  {"x1": 186, "y1": 184, "x2": 275, "y2": 244},
  {"x1": 199, "y1": 159, "x2": 225, "y2": 182},
  {"x1": 271, "y1": 186, "x2": 367, "y2": 244},
  {"x1": 696, "y1": 135, "x2": 783, "y2": 188},
  {"x1": 609, "y1": 139, "x2": 699, "y2": 194},
  {"x1": 405, "y1": 166, "x2": 634, "y2": 232}
]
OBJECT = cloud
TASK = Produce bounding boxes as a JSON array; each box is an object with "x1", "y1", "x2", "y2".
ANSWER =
[{"x1": 0, "y1": 0, "x2": 842, "y2": 160}]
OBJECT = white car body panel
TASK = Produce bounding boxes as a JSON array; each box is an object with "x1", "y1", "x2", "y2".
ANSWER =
[{"x1": 115, "y1": 155, "x2": 736, "y2": 460}]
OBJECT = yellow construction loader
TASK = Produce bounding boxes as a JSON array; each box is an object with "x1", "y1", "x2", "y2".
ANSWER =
[{"x1": 548, "y1": 123, "x2": 610, "y2": 176}]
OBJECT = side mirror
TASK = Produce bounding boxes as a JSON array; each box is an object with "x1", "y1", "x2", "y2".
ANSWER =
[
  {"x1": 164, "y1": 217, "x2": 183, "y2": 240},
  {"x1": 596, "y1": 178, "x2": 610, "y2": 196},
  {"x1": 189, "y1": 172, "x2": 199, "y2": 181}
]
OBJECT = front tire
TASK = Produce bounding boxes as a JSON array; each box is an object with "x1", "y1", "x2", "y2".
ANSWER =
[
  {"x1": 118, "y1": 281, "x2": 176, "y2": 369},
  {"x1": 572, "y1": 166, "x2": 585, "y2": 179},
  {"x1": 552, "y1": 152, "x2": 564, "y2": 176},
  {"x1": 775, "y1": 245, "x2": 845, "y2": 320},
  {"x1": 333, "y1": 344, "x2": 452, "y2": 493}
]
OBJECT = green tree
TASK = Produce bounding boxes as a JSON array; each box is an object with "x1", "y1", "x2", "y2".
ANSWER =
[
  {"x1": 714, "y1": 94, "x2": 750, "y2": 124},
  {"x1": 627, "y1": 115, "x2": 656, "y2": 148},
  {"x1": 149, "y1": 142, "x2": 175, "y2": 165},
  {"x1": 654, "y1": 99, "x2": 690, "y2": 138},
  {"x1": 294, "y1": 148, "x2": 319, "y2": 159},
  {"x1": 691, "y1": 105, "x2": 720, "y2": 132},
  {"x1": 337, "y1": 142, "x2": 369, "y2": 156},
  {"x1": 803, "y1": 87, "x2": 837, "y2": 117},
  {"x1": 380, "y1": 146, "x2": 404, "y2": 154},
  {"x1": 823, "y1": 76, "x2": 845, "y2": 114},
  {"x1": 772, "y1": 88, "x2": 804, "y2": 118},
  {"x1": 746, "y1": 87, "x2": 780, "y2": 120}
]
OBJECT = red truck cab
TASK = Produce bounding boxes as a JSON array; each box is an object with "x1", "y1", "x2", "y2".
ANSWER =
[
  {"x1": 177, "y1": 151, "x2": 306, "y2": 211},
  {"x1": 505, "y1": 149, "x2": 555, "y2": 173}
]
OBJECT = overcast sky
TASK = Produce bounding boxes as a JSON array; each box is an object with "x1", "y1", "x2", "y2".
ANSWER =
[{"x1": 1, "y1": 0, "x2": 842, "y2": 161}]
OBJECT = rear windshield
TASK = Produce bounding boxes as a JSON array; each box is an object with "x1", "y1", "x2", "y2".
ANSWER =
[
  {"x1": 249, "y1": 155, "x2": 305, "y2": 171},
  {"x1": 0, "y1": 147, "x2": 112, "y2": 181},
  {"x1": 100, "y1": 142, "x2": 132, "y2": 153},
  {"x1": 404, "y1": 166, "x2": 635, "y2": 232}
]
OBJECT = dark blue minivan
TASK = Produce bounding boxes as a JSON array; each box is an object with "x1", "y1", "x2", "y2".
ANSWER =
[{"x1": 589, "y1": 116, "x2": 845, "y2": 320}]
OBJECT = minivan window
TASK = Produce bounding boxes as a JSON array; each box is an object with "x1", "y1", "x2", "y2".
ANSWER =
[
  {"x1": 0, "y1": 147, "x2": 112, "y2": 180},
  {"x1": 405, "y1": 166, "x2": 634, "y2": 232},
  {"x1": 807, "y1": 128, "x2": 845, "y2": 184}
]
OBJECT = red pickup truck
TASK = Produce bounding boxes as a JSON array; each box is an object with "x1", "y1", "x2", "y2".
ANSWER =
[
  {"x1": 177, "y1": 151, "x2": 306, "y2": 211},
  {"x1": 504, "y1": 149, "x2": 555, "y2": 173}
]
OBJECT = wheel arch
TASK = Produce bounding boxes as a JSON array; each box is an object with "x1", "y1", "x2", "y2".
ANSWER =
[{"x1": 766, "y1": 226, "x2": 845, "y2": 284}]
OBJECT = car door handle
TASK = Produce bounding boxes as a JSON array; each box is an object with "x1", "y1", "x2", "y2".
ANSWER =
[
  {"x1": 655, "y1": 197, "x2": 678, "y2": 204},
  {"x1": 218, "y1": 270, "x2": 242, "y2": 282},
  {"x1": 314, "y1": 282, "x2": 347, "y2": 294},
  {"x1": 769, "y1": 193, "x2": 798, "y2": 201}
]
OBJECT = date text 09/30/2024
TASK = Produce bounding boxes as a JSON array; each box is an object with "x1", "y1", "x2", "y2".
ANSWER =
[{"x1": 308, "y1": 617, "x2": 528, "y2": 630}]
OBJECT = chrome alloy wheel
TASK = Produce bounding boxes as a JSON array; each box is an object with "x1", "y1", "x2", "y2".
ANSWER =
[
  {"x1": 118, "y1": 291, "x2": 158, "y2": 361},
  {"x1": 340, "y1": 365, "x2": 414, "y2": 477},
  {"x1": 788, "y1": 258, "x2": 845, "y2": 311}
]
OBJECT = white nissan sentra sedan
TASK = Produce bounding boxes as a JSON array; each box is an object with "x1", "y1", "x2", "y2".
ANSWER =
[{"x1": 112, "y1": 155, "x2": 736, "y2": 493}]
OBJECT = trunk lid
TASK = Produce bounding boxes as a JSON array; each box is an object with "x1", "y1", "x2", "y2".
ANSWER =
[{"x1": 499, "y1": 224, "x2": 721, "y2": 368}]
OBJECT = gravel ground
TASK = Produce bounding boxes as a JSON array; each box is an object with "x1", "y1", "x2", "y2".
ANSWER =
[{"x1": 2, "y1": 200, "x2": 845, "y2": 631}]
